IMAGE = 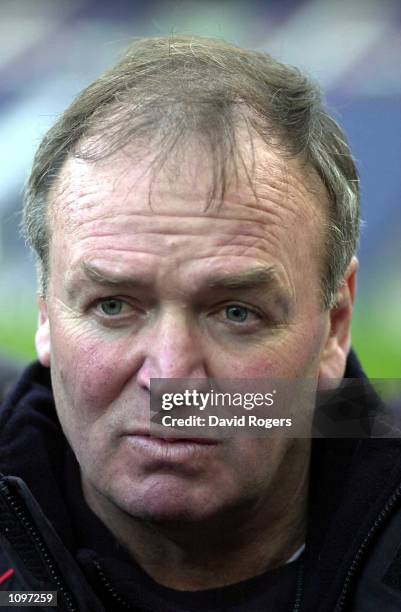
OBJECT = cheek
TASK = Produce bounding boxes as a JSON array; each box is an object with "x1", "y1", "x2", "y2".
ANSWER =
[
  {"x1": 221, "y1": 321, "x2": 326, "y2": 379},
  {"x1": 50, "y1": 323, "x2": 139, "y2": 413}
]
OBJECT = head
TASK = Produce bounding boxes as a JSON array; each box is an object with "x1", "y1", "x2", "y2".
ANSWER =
[{"x1": 25, "y1": 36, "x2": 359, "y2": 524}]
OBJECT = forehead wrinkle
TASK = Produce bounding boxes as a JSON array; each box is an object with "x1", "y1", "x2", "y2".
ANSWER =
[
  {"x1": 52, "y1": 131, "x2": 265, "y2": 217},
  {"x1": 246, "y1": 135, "x2": 327, "y2": 216},
  {"x1": 50, "y1": 152, "x2": 151, "y2": 218},
  {"x1": 50, "y1": 142, "x2": 325, "y2": 276},
  {"x1": 253, "y1": 162, "x2": 315, "y2": 220},
  {"x1": 48, "y1": 162, "x2": 104, "y2": 239},
  {"x1": 50, "y1": 139, "x2": 314, "y2": 230},
  {"x1": 251, "y1": 152, "x2": 328, "y2": 277}
]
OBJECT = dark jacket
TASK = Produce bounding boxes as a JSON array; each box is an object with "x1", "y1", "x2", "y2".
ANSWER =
[
  {"x1": 0, "y1": 357, "x2": 24, "y2": 404},
  {"x1": 1, "y1": 353, "x2": 401, "y2": 611}
]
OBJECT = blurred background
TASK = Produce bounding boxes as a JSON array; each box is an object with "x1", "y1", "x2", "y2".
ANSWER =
[{"x1": 0, "y1": 0, "x2": 400, "y2": 384}]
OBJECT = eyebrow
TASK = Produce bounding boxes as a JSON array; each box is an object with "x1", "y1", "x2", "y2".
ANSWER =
[
  {"x1": 81, "y1": 262, "x2": 283, "y2": 291},
  {"x1": 206, "y1": 266, "x2": 282, "y2": 291},
  {"x1": 80, "y1": 262, "x2": 151, "y2": 289}
]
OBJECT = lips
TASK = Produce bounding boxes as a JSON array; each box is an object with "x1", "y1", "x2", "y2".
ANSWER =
[
  {"x1": 136, "y1": 433, "x2": 218, "y2": 445},
  {"x1": 121, "y1": 431, "x2": 221, "y2": 464},
  {"x1": 123, "y1": 427, "x2": 220, "y2": 445}
]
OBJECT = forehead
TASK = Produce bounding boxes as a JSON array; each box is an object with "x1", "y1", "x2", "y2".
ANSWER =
[
  {"x1": 50, "y1": 134, "x2": 326, "y2": 232},
  {"x1": 48, "y1": 135, "x2": 328, "y2": 309}
]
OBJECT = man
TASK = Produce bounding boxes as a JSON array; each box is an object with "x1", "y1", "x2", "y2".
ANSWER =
[{"x1": 1, "y1": 36, "x2": 400, "y2": 611}]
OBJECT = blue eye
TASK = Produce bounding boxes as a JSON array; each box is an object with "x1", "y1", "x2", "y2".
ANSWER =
[
  {"x1": 225, "y1": 305, "x2": 249, "y2": 323},
  {"x1": 100, "y1": 299, "x2": 123, "y2": 316}
]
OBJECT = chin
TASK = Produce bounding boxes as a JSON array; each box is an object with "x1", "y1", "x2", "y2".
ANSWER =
[{"x1": 115, "y1": 477, "x2": 221, "y2": 524}]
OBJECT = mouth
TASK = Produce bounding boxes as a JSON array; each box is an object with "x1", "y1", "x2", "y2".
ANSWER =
[
  {"x1": 122, "y1": 431, "x2": 221, "y2": 463},
  {"x1": 125, "y1": 426, "x2": 220, "y2": 443},
  {"x1": 140, "y1": 434, "x2": 217, "y2": 444}
]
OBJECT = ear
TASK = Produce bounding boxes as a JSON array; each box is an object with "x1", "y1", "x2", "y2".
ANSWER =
[
  {"x1": 318, "y1": 257, "x2": 358, "y2": 382},
  {"x1": 35, "y1": 296, "x2": 51, "y2": 368}
]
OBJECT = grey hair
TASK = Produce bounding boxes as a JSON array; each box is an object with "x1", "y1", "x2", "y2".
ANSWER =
[{"x1": 22, "y1": 35, "x2": 360, "y2": 307}]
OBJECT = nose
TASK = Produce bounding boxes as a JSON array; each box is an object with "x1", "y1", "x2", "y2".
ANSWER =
[{"x1": 136, "y1": 308, "x2": 208, "y2": 391}]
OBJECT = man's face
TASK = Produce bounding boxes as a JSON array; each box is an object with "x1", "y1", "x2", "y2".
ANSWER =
[{"x1": 36, "y1": 137, "x2": 347, "y2": 523}]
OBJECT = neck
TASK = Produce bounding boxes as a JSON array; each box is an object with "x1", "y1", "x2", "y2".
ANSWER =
[{"x1": 82, "y1": 441, "x2": 310, "y2": 590}]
